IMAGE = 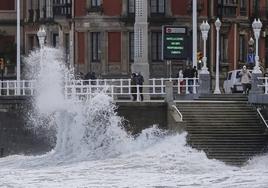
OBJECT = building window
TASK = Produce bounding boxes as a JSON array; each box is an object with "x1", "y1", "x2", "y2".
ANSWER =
[
  {"x1": 239, "y1": 35, "x2": 246, "y2": 62},
  {"x1": 151, "y1": 32, "x2": 162, "y2": 62},
  {"x1": 129, "y1": 32, "x2": 134, "y2": 62},
  {"x1": 150, "y1": 0, "x2": 165, "y2": 14},
  {"x1": 239, "y1": 0, "x2": 246, "y2": 16},
  {"x1": 253, "y1": 0, "x2": 259, "y2": 17},
  {"x1": 220, "y1": 34, "x2": 228, "y2": 63},
  {"x1": 128, "y1": 0, "x2": 135, "y2": 14},
  {"x1": 217, "y1": 0, "x2": 237, "y2": 17},
  {"x1": 53, "y1": 0, "x2": 72, "y2": 18},
  {"x1": 108, "y1": 32, "x2": 121, "y2": 63},
  {"x1": 91, "y1": 32, "x2": 101, "y2": 62},
  {"x1": 91, "y1": 0, "x2": 101, "y2": 7}
]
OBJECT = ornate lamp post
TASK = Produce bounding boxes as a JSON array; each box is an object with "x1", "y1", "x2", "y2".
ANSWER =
[
  {"x1": 214, "y1": 18, "x2": 221, "y2": 94},
  {"x1": 200, "y1": 21, "x2": 210, "y2": 74},
  {"x1": 252, "y1": 19, "x2": 262, "y2": 74},
  {"x1": 37, "y1": 26, "x2": 46, "y2": 70}
]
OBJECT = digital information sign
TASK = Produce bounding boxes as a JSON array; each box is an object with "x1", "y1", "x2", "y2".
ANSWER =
[{"x1": 162, "y1": 26, "x2": 188, "y2": 60}]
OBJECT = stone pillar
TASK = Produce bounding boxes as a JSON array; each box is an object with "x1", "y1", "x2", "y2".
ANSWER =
[
  {"x1": 248, "y1": 73, "x2": 263, "y2": 102},
  {"x1": 198, "y1": 73, "x2": 211, "y2": 94},
  {"x1": 250, "y1": 73, "x2": 263, "y2": 94},
  {"x1": 131, "y1": 0, "x2": 150, "y2": 99},
  {"x1": 121, "y1": 31, "x2": 128, "y2": 74},
  {"x1": 165, "y1": 81, "x2": 173, "y2": 104}
]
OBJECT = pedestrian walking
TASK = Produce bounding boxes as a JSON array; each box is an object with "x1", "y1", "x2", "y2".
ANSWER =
[
  {"x1": 177, "y1": 69, "x2": 184, "y2": 93},
  {"x1": 136, "y1": 72, "x2": 144, "y2": 101},
  {"x1": 131, "y1": 73, "x2": 137, "y2": 101},
  {"x1": 239, "y1": 65, "x2": 252, "y2": 94},
  {"x1": 183, "y1": 65, "x2": 194, "y2": 93}
]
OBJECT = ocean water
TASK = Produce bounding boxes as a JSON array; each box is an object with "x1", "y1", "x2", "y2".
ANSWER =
[{"x1": 0, "y1": 47, "x2": 267, "y2": 188}]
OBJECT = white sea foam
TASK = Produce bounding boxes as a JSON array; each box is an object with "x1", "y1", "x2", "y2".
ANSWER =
[{"x1": 0, "y1": 47, "x2": 267, "y2": 187}]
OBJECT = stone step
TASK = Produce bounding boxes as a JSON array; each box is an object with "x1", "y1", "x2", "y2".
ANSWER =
[
  {"x1": 189, "y1": 143, "x2": 266, "y2": 149},
  {"x1": 186, "y1": 127, "x2": 264, "y2": 131},
  {"x1": 179, "y1": 107, "x2": 255, "y2": 112},
  {"x1": 197, "y1": 98, "x2": 248, "y2": 101},
  {"x1": 176, "y1": 99, "x2": 268, "y2": 166},
  {"x1": 183, "y1": 114, "x2": 258, "y2": 118},
  {"x1": 184, "y1": 122, "x2": 261, "y2": 126},
  {"x1": 176, "y1": 102, "x2": 249, "y2": 109},
  {"x1": 203, "y1": 147, "x2": 265, "y2": 152},
  {"x1": 186, "y1": 130, "x2": 264, "y2": 134},
  {"x1": 198, "y1": 94, "x2": 247, "y2": 99},
  {"x1": 183, "y1": 118, "x2": 260, "y2": 123}
]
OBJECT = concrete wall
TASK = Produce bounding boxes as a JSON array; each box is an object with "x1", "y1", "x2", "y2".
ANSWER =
[
  {"x1": 116, "y1": 102, "x2": 168, "y2": 135},
  {"x1": 0, "y1": 97, "x2": 52, "y2": 157},
  {"x1": 0, "y1": 98, "x2": 171, "y2": 156}
]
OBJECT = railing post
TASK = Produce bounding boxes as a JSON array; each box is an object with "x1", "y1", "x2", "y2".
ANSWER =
[
  {"x1": 137, "y1": 85, "x2": 140, "y2": 102},
  {"x1": 178, "y1": 78, "x2": 181, "y2": 94},
  {"x1": 185, "y1": 78, "x2": 189, "y2": 94},
  {"x1": 193, "y1": 78, "x2": 197, "y2": 94},
  {"x1": 0, "y1": 81, "x2": 2, "y2": 96},
  {"x1": 165, "y1": 81, "x2": 173, "y2": 103},
  {"x1": 22, "y1": 80, "x2": 25, "y2": 95},
  {"x1": 111, "y1": 86, "x2": 114, "y2": 101},
  {"x1": 161, "y1": 78, "x2": 164, "y2": 94},
  {"x1": 152, "y1": 78, "x2": 155, "y2": 94},
  {"x1": 265, "y1": 78, "x2": 268, "y2": 94}
]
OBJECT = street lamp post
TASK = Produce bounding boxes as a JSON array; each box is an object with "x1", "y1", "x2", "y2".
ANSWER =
[
  {"x1": 200, "y1": 21, "x2": 210, "y2": 74},
  {"x1": 37, "y1": 26, "x2": 46, "y2": 71},
  {"x1": 252, "y1": 19, "x2": 262, "y2": 74},
  {"x1": 214, "y1": 18, "x2": 221, "y2": 94}
]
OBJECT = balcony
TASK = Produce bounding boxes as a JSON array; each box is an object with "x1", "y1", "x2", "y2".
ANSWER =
[
  {"x1": 87, "y1": 5, "x2": 103, "y2": 13},
  {"x1": 53, "y1": 3, "x2": 72, "y2": 19}
]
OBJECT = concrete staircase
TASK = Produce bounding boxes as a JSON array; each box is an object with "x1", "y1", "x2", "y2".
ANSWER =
[{"x1": 176, "y1": 94, "x2": 268, "y2": 166}]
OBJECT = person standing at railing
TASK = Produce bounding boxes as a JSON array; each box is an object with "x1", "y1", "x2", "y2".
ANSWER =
[
  {"x1": 137, "y1": 72, "x2": 144, "y2": 101},
  {"x1": 0, "y1": 58, "x2": 4, "y2": 81},
  {"x1": 176, "y1": 69, "x2": 184, "y2": 93},
  {"x1": 239, "y1": 65, "x2": 252, "y2": 94},
  {"x1": 131, "y1": 73, "x2": 137, "y2": 101},
  {"x1": 183, "y1": 65, "x2": 194, "y2": 93}
]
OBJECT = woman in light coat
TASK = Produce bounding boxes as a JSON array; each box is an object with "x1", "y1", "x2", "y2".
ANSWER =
[{"x1": 239, "y1": 65, "x2": 252, "y2": 94}]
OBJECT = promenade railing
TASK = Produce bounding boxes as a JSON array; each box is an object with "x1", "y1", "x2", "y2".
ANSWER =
[
  {"x1": 258, "y1": 77, "x2": 268, "y2": 94},
  {"x1": 0, "y1": 78, "x2": 199, "y2": 101},
  {"x1": 0, "y1": 80, "x2": 35, "y2": 96}
]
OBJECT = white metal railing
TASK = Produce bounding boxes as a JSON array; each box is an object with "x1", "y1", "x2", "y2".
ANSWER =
[
  {"x1": 257, "y1": 108, "x2": 268, "y2": 128},
  {"x1": 0, "y1": 80, "x2": 35, "y2": 96},
  {"x1": 64, "y1": 84, "x2": 166, "y2": 102},
  {"x1": 258, "y1": 77, "x2": 268, "y2": 94},
  {"x1": 0, "y1": 78, "x2": 199, "y2": 100},
  {"x1": 150, "y1": 78, "x2": 199, "y2": 94},
  {"x1": 171, "y1": 105, "x2": 183, "y2": 121}
]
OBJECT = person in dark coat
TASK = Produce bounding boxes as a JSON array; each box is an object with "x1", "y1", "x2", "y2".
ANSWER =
[
  {"x1": 183, "y1": 65, "x2": 194, "y2": 93},
  {"x1": 136, "y1": 72, "x2": 144, "y2": 101},
  {"x1": 131, "y1": 73, "x2": 137, "y2": 101},
  {"x1": 90, "y1": 72, "x2": 97, "y2": 85}
]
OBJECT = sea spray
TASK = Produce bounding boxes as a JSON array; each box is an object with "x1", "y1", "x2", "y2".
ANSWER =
[{"x1": 23, "y1": 47, "x2": 168, "y2": 162}]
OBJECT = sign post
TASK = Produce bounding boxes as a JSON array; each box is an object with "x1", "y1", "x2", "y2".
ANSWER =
[{"x1": 162, "y1": 26, "x2": 188, "y2": 60}]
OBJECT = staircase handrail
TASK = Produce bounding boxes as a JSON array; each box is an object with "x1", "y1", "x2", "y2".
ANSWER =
[
  {"x1": 257, "y1": 108, "x2": 268, "y2": 128},
  {"x1": 171, "y1": 104, "x2": 183, "y2": 121}
]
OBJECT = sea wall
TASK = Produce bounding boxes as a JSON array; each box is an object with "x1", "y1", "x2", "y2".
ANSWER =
[
  {"x1": 0, "y1": 96, "x2": 51, "y2": 157},
  {"x1": 0, "y1": 97, "x2": 169, "y2": 156},
  {"x1": 116, "y1": 102, "x2": 168, "y2": 134}
]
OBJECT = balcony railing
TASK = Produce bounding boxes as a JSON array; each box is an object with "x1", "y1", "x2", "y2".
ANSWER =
[{"x1": 53, "y1": 4, "x2": 72, "y2": 18}]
